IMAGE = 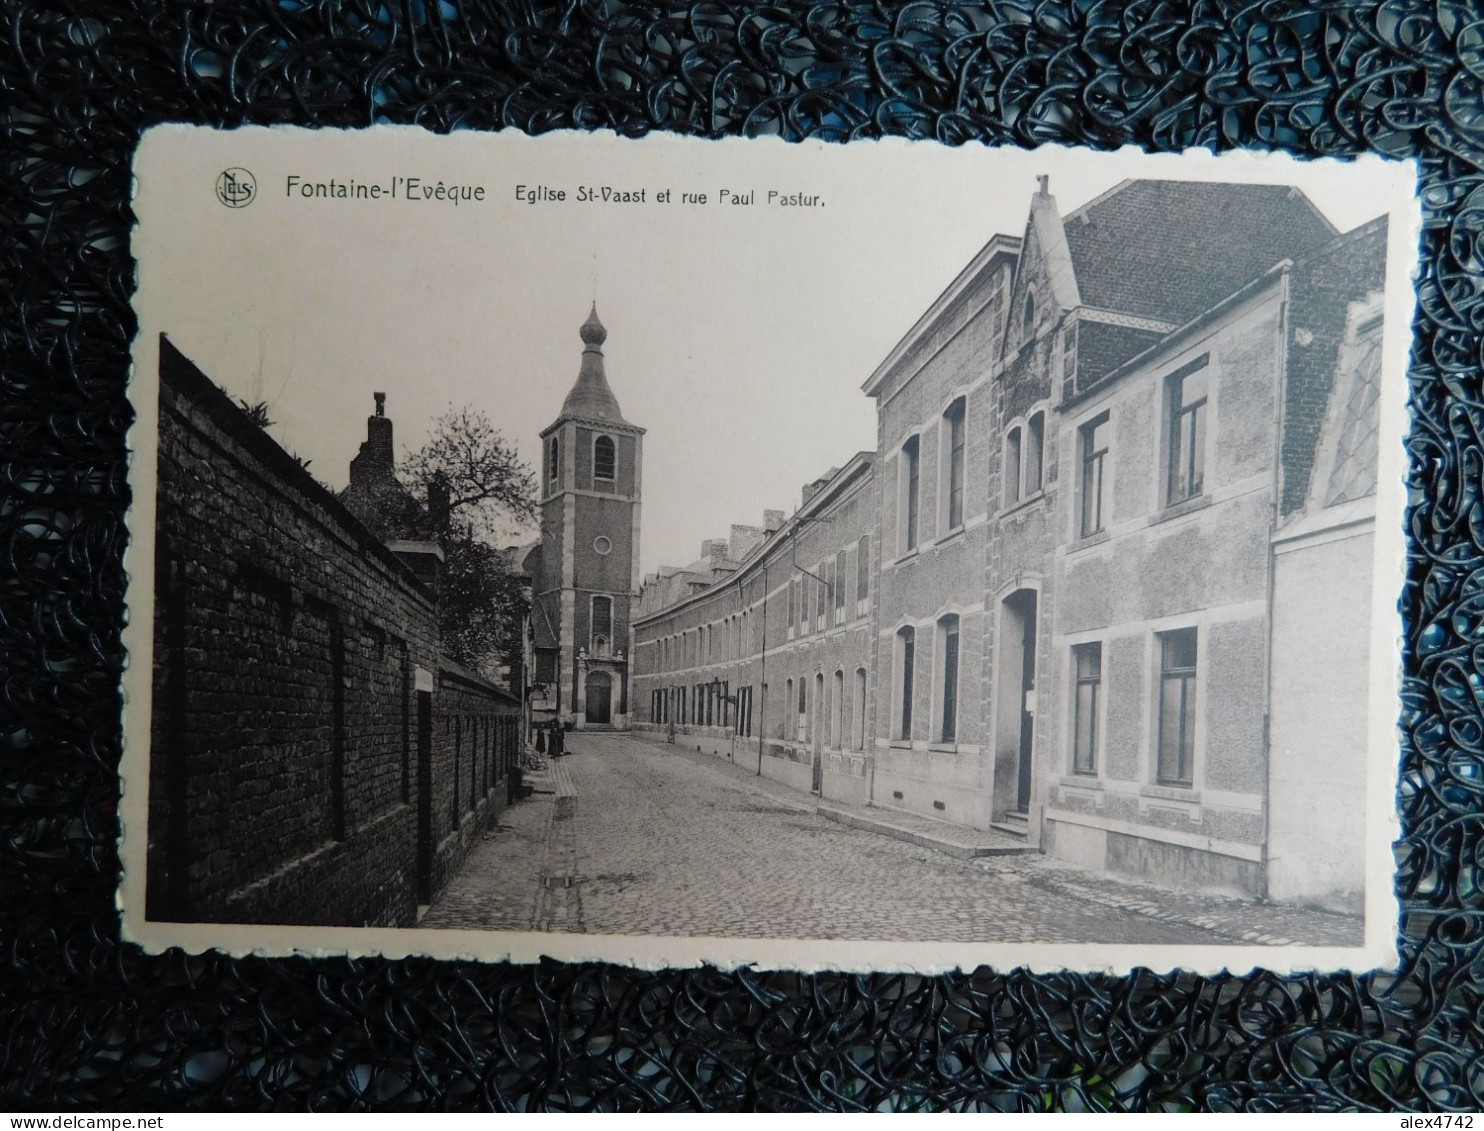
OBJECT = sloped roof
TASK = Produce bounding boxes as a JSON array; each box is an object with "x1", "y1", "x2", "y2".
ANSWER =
[{"x1": 1063, "y1": 180, "x2": 1337, "y2": 323}]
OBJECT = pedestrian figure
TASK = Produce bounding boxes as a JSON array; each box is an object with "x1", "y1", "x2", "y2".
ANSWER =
[
  {"x1": 549, "y1": 719, "x2": 565, "y2": 759},
  {"x1": 534, "y1": 725, "x2": 546, "y2": 755},
  {"x1": 666, "y1": 718, "x2": 676, "y2": 745}
]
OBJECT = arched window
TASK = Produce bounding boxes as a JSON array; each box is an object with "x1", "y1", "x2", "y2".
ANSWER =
[
  {"x1": 795, "y1": 678, "x2": 808, "y2": 742},
  {"x1": 594, "y1": 435, "x2": 616, "y2": 481},
  {"x1": 831, "y1": 670, "x2": 845, "y2": 748},
  {"x1": 1025, "y1": 411, "x2": 1045, "y2": 496},
  {"x1": 1005, "y1": 426, "x2": 1023, "y2": 506},
  {"x1": 853, "y1": 668, "x2": 868, "y2": 751},
  {"x1": 591, "y1": 595, "x2": 612, "y2": 651},
  {"x1": 942, "y1": 397, "x2": 967, "y2": 531},
  {"x1": 901, "y1": 435, "x2": 921, "y2": 553},
  {"x1": 895, "y1": 626, "x2": 916, "y2": 740},
  {"x1": 547, "y1": 436, "x2": 560, "y2": 483},
  {"x1": 1023, "y1": 288, "x2": 1037, "y2": 337},
  {"x1": 936, "y1": 614, "x2": 961, "y2": 743}
]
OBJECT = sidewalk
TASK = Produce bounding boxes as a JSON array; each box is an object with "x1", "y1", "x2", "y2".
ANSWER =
[{"x1": 618, "y1": 731, "x2": 1364, "y2": 949}]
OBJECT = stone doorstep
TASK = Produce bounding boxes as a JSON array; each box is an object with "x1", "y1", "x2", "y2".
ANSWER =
[{"x1": 816, "y1": 804, "x2": 1038, "y2": 860}]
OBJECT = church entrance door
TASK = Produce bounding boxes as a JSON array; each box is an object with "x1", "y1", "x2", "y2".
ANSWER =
[{"x1": 585, "y1": 671, "x2": 612, "y2": 725}]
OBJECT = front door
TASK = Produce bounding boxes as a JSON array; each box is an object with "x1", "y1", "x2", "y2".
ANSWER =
[
  {"x1": 1015, "y1": 592, "x2": 1038, "y2": 812},
  {"x1": 586, "y1": 671, "x2": 612, "y2": 725}
]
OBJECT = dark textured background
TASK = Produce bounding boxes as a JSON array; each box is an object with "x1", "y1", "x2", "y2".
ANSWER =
[{"x1": 1, "y1": 0, "x2": 1479, "y2": 1112}]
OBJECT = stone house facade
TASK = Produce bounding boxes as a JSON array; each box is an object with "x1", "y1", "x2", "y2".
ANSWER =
[
  {"x1": 626, "y1": 177, "x2": 1390, "y2": 914},
  {"x1": 147, "y1": 337, "x2": 519, "y2": 929}
]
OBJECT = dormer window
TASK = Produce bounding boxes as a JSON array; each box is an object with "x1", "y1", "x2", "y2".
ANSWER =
[{"x1": 594, "y1": 435, "x2": 616, "y2": 481}]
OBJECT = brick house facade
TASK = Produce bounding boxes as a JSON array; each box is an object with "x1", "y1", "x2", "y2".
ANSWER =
[
  {"x1": 627, "y1": 178, "x2": 1389, "y2": 914},
  {"x1": 147, "y1": 338, "x2": 519, "y2": 928}
]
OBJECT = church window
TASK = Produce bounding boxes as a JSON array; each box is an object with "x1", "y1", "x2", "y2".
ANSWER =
[
  {"x1": 591, "y1": 595, "x2": 613, "y2": 651},
  {"x1": 1023, "y1": 288, "x2": 1037, "y2": 338},
  {"x1": 594, "y1": 435, "x2": 617, "y2": 481},
  {"x1": 547, "y1": 436, "x2": 560, "y2": 483}
]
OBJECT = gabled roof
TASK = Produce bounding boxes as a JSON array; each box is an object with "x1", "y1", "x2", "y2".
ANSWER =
[{"x1": 1062, "y1": 180, "x2": 1337, "y2": 324}]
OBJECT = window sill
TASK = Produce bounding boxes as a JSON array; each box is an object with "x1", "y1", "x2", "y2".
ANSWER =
[
  {"x1": 888, "y1": 739, "x2": 913, "y2": 750},
  {"x1": 1144, "y1": 782, "x2": 1199, "y2": 802},
  {"x1": 1151, "y1": 493, "x2": 1212, "y2": 526},
  {"x1": 998, "y1": 489, "x2": 1046, "y2": 520},
  {"x1": 1059, "y1": 773, "x2": 1103, "y2": 789},
  {"x1": 1069, "y1": 529, "x2": 1110, "y2": 553},
  {"x1": 928, "y1": 742, "x2": 959, "y2": 754},
  {"x1": 930, "y1": 526, "x2": 966, "y2": 550},
  {"x1": 892, "y1": 549, "x2": 920, "y2": 566}
]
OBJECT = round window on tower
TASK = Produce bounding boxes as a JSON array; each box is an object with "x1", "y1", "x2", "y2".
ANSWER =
[{"x1": 593, "y1": 536, "x2": 612, "y2": 556}]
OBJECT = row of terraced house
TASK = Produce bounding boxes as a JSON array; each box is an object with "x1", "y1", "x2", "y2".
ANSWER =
[{"x1": 626, "y1": 176, "x2": 1390, "y2": 916}]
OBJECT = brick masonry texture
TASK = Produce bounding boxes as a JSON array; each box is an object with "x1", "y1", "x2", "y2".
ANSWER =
[{"x1": 147, "y1": 337, "x2": 517, "y2": 928}]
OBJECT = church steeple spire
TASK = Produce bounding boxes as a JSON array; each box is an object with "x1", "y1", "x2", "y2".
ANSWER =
[{"x1": 559, "y1": 304, "x2": 628, "y2": 424}]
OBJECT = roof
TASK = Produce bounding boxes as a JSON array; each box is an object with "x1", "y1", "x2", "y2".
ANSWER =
[
  {"x1": 556, "y1": 305, "x2": 632, "y2": 426},
  {"x1": 1062, "y1": 180, "x2": 1337, "y2": 324}
]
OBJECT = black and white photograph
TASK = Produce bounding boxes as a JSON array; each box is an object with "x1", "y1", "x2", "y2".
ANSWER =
[{"x1": 121, "y1": 128, "x2": 1416, "y2": 973}]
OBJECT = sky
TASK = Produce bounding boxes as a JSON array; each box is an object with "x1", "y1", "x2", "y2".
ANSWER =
[{"x1": 132, "y1": 128, "x2": 1407, "y2": 576}]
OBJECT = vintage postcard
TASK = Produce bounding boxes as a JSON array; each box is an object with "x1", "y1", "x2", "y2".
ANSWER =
[{"x1": 121, "y1": 126, "x2": 1417, "y2": 974}]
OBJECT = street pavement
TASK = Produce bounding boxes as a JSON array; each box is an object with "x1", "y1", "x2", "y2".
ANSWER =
[{"x1": 421, "y1": 731, "x2": 1362, "y2": 947}]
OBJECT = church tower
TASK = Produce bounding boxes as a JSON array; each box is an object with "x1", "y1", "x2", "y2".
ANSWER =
[{"x1": 529, "y1": 306, "x2": 644, "y2": 729}]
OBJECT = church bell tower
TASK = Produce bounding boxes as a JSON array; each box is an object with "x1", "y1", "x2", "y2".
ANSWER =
[{"x1": 530, "y1": 306, "x2": 644, "y2": 729}]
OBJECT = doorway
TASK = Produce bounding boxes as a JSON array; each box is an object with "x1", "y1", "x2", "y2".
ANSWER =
[
  {"x1": 585, "y1": 671, "x2": 612, "y2": 725},
  {"x1": 995, "y1": 588, "x2": 1039, "y2": 815}
]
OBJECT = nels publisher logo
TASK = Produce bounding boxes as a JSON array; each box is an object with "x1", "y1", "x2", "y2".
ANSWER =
[{"x1": 215, "y1": 167, "x2": 257, "y2": 209}]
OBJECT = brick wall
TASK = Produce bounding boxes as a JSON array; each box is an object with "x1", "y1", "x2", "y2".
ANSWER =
[{"x1": 147, "y1": 337, "x2": 515, "y2": 928}]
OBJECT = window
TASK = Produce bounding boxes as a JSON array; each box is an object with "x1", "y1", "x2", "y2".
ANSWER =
[
  {"x1": 1061, "y1": 322, "x2": 1078, "y2": 385},
  {"x1": 1080, "y1": 413, "x2": 1110, "y2": 537},
  {"x1": 831, "y1": 670, "x2": 844, "y2": 747},
  {"x1": 902, "y1": 436, "x2": 921, "y2": 552},
  {"x1": 895, "y1": 626, "x2": 916, "y2": 740},
  {"x1": 937, "y1": 615, "x2": 960, "y2": 743},
  {"x1": 1025, "y1": 412, "x2": 1045, "y2": 495},
  {"x1": 1166, "y1": 358, "x2": 1209, "y2": 504},
  {"x1": 852, "y1": 668, "x2": 868, "y2": 751},
  {"x1": 591, "y1": 596, "x2": 612, "y2": 650},
  {"x1": 834, "y1": 554, "x2": 847, "y2": 620},
  {"x1": 813, "y1": 673, "x2": 824, "y2": 744},
  {"x1": 943, "y1": 398, "x2": 966, "y2": 531},
  {"x1": 1023, "y1": 288, "x2": 1036, "y2": 337},
  {"x1": 594, "y1": 435, "x2": 616, "y2": 481},
  {"x1": 796, "y1": 678, "x2": 808, "y2": 742},
  {"x1": 815, "y1": 561, "x2": 828, "y2": 630},
  {"x1": 1004, "y1": 426, "x2": 1022, "y2": 506},
  {"x1": 783, "y1": 679, "x2": 793, "y2": 739},
  {"x1": 1157, "y1": 628, "x2": 1198, "y2": 786},
  {"x1": 787, "y1": 577, "x2": 797, "y2": 636},
  {"x1": 856, "y1": 536, "x2": 870, "y2": 612},
  {"x1": 799, "y1": 574, "x2": 810, "y2": 636},
  {"x1": 547, "y1": 436, "x2": 560, "y2": 483},
  {"x1": 1071, "y1": 642, "x2": 1101, "y2": 775}
]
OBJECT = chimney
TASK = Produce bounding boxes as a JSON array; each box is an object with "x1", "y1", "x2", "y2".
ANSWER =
[
  {"x1": 348, "y1": 392, "x2": 396, "y2": 486},
  {"x1": 427, "y1": 470, "x2": 451, "y2": 534},
  {"x1": 1036, "y1": 173, "x2": 1050, "y2": 196},
  {"x1": 763, "y1": 509, "x2": 785, "y2": 533}
]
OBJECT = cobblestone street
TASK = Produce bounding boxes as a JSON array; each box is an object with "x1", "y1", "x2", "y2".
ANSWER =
[{"x1": 422, "y1": 732, "x2": 1362, "y2": 947}]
